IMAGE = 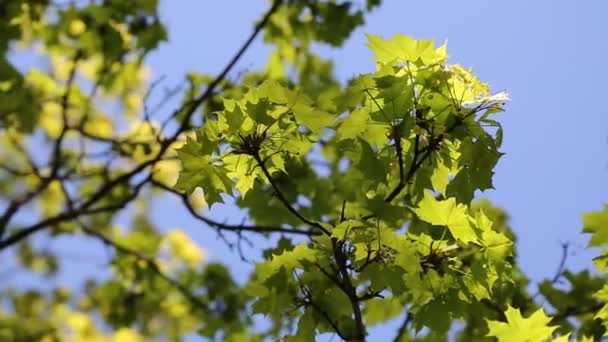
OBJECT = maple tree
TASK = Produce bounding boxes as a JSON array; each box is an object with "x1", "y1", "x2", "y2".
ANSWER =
[{"x1": 0, "y1": 1, "x2": 606, "y2": 341}]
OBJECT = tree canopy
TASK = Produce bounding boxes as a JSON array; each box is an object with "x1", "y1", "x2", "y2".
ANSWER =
[{"x1": 0, "y1": 1, "x2": 606, "y2": 341}]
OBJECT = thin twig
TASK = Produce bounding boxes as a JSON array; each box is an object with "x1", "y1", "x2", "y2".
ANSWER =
[
  {"x1": 0, "y1": 176, "x2": 150, "y2": 250},
  {"x1": 167, "y1": 0, "x2": 284, "y2": 136},
  {"x1": 51, "y1": 49, "x2": 82, "y2": 178},
  {"x1": 295, "y1": 272, "x2": 349, "y2": 341},
  {"x1": 253, "y1": 153, "x2": 330, "y2": 235},
  {"x1": 532, "y1": 242, "x2": 569, "y2": 300},
  {"x1": 480, "y1": 298, "x2": 507, "y2": 321},
  {"x1": 0, "y1": 52, "x2": 82, "y2": 238},
  {"x1": 357, "y1": 288, "x2": 384, "y2": 301},
  {"x1": 150, "y1": 179, "x2": 317, "y2": 236},
  {"x1": 393, "y1": 311, "x2": 414, "y2": 342},
  {"x1": 551, "y1": 302, "x2": 604, "y2": 321},
  {"x1": 314, "y1": 263, "x2": 348, "y2": 293}
]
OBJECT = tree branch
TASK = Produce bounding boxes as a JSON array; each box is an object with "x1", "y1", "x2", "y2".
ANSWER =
[
  {"x1": 480, "y1": 298, "x2": 507, "y2": 321},
  {"x1": 314, "y1": 262, "x2": 348, "y2": 293},
  {"x1": 0, "y1": 51, "x2": 82, "y2": 239},
  {"x1": 51, "y1": 49, "x2": 82, "y2": 178},
  {"x1": 332, "y1": 240, "x2": 366, "y2": 341},
  {"x1": 253, "y1": 153, "x2": 330, "y2": 235},
  {"x1": 384, "y1": 146, "x2": 405, "y2": 202},
  {"x1": 0, "y1": 176, "x2": 150, "y2": 251},
  {"x1": 150, "y1": 179, "x2": 318, "y2": 236},
  {"x1": 532, "y1": 242, "x2": 569, "y2": 300},
  {"x1": 166, "y1": 0, "x2": 284, "y2": 134},
  {"x1": 392, "y1": 311, "x2": 414, "y2": 342},
  {"x1": 384, "y1": 99, "x2": 493, "y2": 205},
  {"x1": 551, "y1": 302, "x2": 604, "y2": 321},
  {"x1": 357, "y1": 288, "x2": 384, "y2": 301},
  {"x1": 295, "y1": 272, "x2": 349, "y2": 341}
]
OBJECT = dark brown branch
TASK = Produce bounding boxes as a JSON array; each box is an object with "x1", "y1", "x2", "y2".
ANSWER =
[
  {"x1": 304, "y1": 297, "x2": 347, "y2": 340},
  {"x1": 81, "y1": 226, "x2": 208, "y2": 312},
  {"x1": 0, "y1": 52, "x2": 82, "y2": 239},
  {"x1": 532, "y1": 242, "x2": 569, "y2": 300},
  {"x1": 0, "y1": 177, "x2": 150, "y2": 250},
  {"x1": 384, "y1": 99, "x2": 494, "y2": 206},
  {"x1": 385, "y1": 132, "x2": 417, "y2": 203},
  {"x1": 332, "y1": 240, "x2": 366, "y2": 341},
  {"x1": 51, "y1": 49, "x2": 82, "y2": 178},
  {"x1": 551, "y1": 302, "x2": 604, "y2": 322},
  {"x1": 392, "y1": 312, "x2": 414, "y2": 342},
  {"x1": 384, "y1": 137, "x2": 406, "y2": 202},
  {"x1": 150, "y1": 179, "x2": 318, "y2": 236},
  {"x1": 357, "y1": 288, "x2": 384, "y2": 301},
  {"x1": 314, "y1": 263, "x2": 348, "y2": 293},
  {"x1": 480, "y1": 298, "x2": 507, "y2": 321},
  {"x1": 253, "y1": 153, "x2": 330, "y2": 235},
  {"x1": 361, "y1": 134, "x2": 427, "y2": 221},
  {"x1": 363, "y1": 88, "x2": 408, "y2": 203},
  {"x1": 0, "y1": 178, "x2": 55, "y2": 240},
  {"x1": 352, "y1": 244, "x2": 378, "y2": 273},
  {"x1": 404, "y1": 144, "x2": 433, "y2": 182},
  {"x1": 550, "y1": 243, "x2": 570, "y2": 283},
  {"x1": 295, "y1": 272, "x2": 349, "y2": 341}
]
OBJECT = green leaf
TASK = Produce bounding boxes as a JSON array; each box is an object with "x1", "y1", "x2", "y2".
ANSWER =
[
  {"x1": 331, "y1": 220, "x2": 365, "y2": 239},
  {"x1": 367, "y1": 33, "x2": 417, "y2": 64},
  {"x1": 582, "y1": 204, "x2": 608, "y2": 247},
  {"x1": 364, "y1": 297, "x2": 403, "y2": 326},
  {"x1": 486, "y1": 306, "x2": 558, "y2": 342},
  {"x1": 313, "y1": 2, "x2": 363, "y2": 46},
  {"x1": 447, "y1": 139, "x2": 503, "y2": 203},
  {"x1": 259, "y1": 79, "x2": 289, "y2": 104},
  {"x1": 412, "y1": 191, "x2": 479, "y2": 243},
  {"x1": 245, "y1": 98, "x2": 275, "y2": 126},
  {"x1": 414, "y1": 293, "x2": 466, "y2": 333},
  {"x1": 222, "y1": 100, "x2": 247, "y2": 133},
  {"x1": 336, "y1": 107, "x2": 369, "y2": 140},
  {"x1": 0, "y1": 58, "x2": 39, "y2": 131},
  {"x1": 254, "y1": 243, "x2": 317, "y2": 285},
  {"x1": 292, "y1": 102, "x2": 334, "y2": 133},
  {"x1": 175, "y1": 138, "x2": 233, "y2": 205},
  {"x1": 593, "y1": 285, "x2": 608, "y2": 318},
  {"x1": 223, "y1": 153, "x2": 259, "y2": 198},
  {"x1": 289, "y1": 309, "x2": 315, "y2": 342},
  {"x1": 366, "y1": 34, "x2": 447, "y2": 65},
  {"x1": 356, "y1": 138, "x2": 387, "y2": 185},
  {"x1": 430, "y1": 158, "x2": 452, "y2": 196}
]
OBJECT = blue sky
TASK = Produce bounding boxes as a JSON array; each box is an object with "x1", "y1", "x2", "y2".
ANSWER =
[{"x1": 4, "y1": 0, "x2": 608, "y2": 340}]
